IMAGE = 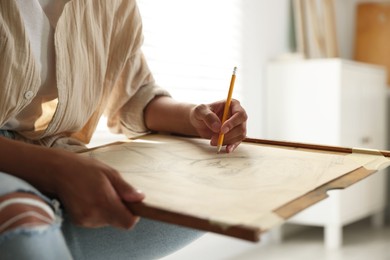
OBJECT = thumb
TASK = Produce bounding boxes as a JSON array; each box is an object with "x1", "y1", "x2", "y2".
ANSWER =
[{"x1": 110, "y1": 173, "x2": 145, "y2": 202}]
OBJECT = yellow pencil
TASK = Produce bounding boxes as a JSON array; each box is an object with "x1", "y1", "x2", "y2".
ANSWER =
[{"x1": 217, "y1": 66, "x2": 237, "y2": 153}]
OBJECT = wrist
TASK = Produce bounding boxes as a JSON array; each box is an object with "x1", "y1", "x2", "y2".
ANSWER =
[{"x1": 145, "y1": 96, "x2": 198, "y2": 136}]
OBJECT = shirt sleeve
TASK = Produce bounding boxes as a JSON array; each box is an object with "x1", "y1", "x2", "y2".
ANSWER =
[
  {"x1": 105, "y1": 50, "x2": 170, "y2": 138},
  {"x1": 103, "y1": 0, "x2": 170, "y2": 138}
]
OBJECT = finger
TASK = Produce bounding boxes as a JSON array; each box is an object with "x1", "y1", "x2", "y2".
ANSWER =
[
  {"x1": 70, "y1": 188, "x2": 137, "y2": 229},
  {"x1": 221, "y1": 122, "x2": 247, "y2": 145},
  {"x1": 107, "y1": 170, "x2": 145, "y2": 202},
  {"x1": 193, "y1": 104, "x2": 221, "y2": 133},
  {"x1": 107, "y1": 194, "x2": 140, "y2": 229},
  {"x1": 111, "y1": 204, "x2": 140, "y2": 229},
  {"x1": 210, "y1": 133, "x2": 219, "y2": 146},
  {"x1": 221, "y1": 100, "x2": 248, "y2": 134},
  {"x1": 210, "y1": 122, "x2": 246, "y2": 148},
  {"x1": 226, "y1": 142, "x2": 241, "y2": 153},
  {"x1": 98, "y1": 179, "x2": 141, "y2": 229},
  {"x1": 110, "y1": 175, "x2": 144, "y2": 228},
  {"x1": 101, "y1": 170, "x2": 144, "y2": 229}
]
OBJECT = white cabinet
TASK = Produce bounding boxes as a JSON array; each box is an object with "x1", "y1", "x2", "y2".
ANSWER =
[{"x1": 265, "y1": 58, "x2": 388, "y2": 249}]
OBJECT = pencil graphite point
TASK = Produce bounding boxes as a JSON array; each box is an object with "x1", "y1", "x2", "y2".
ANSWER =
[{"x1": 217, "y1": 145, "x2": 222, "y2": 153}]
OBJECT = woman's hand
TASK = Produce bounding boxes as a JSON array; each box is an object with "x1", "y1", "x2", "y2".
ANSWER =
[
  {"x1": 51, "y1": 150, "x2": 145, "y2": 229},
  {"x1": 190, "y1": 99, "x2": 247, "y2": 153},
  {"x1": 0, "y1": 136, "x2": 144, "y2": 230},
  {"x1": 145, "y1": 96, "x2": 248, "y2": 152}
]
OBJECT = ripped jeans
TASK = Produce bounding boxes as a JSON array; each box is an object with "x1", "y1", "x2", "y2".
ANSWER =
[{"x1": 0, "y1": 130, "x2": 202, "y2": 260}]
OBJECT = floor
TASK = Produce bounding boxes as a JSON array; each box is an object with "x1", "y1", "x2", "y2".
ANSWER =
[{"x1": 161, "y1": 219, "x2": 390, "y2": 260}]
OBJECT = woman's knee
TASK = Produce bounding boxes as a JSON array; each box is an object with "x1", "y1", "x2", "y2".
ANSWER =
[{"x1": 0, "y1": 192, "x2": 55, "y2": 234}]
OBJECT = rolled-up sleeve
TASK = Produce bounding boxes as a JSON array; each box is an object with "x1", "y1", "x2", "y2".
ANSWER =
[{"x1": 105, "y1": 50, "x2": 170, "y2": 137}]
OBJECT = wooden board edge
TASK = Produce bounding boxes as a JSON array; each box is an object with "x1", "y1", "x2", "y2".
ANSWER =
[
  {"x1": 274, "y1": 167, "x2": 376, "y2": 219},
  {"x1": 126, "y1": 202, "x2": 262, "y2": 242},
  {"x1": 244, "y1": 137, "x2": 390, "y2": 157}
]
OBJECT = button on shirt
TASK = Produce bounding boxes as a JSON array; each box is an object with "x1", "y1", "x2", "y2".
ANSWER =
[
  {"x1": 3, "y1": 0, "x2": 60, "y2": 134},
  {"x1": 24, "y1": 91, "x2": 35, "y2": 100}
]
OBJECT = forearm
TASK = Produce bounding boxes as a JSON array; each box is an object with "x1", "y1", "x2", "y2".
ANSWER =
[
  {"x1": 144, "y1": 96, "x2": 198, "y2": 136},
  {"x1": 0, "y1": 137, "x2": 63, "y2": 195}
]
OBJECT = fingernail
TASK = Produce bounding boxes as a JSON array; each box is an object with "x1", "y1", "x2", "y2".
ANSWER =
[
  {"x1": 125, "y1": 190, "x2": 145, "y2": 201},
  {"x1": 227, "y1": 144, "x2": 236, "y2": 153},
  {"x1": 135, "y1": 190, "x2": 145, "y2": 198}
]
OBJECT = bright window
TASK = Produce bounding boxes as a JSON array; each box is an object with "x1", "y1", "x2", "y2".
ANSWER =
[{"x1": 137, "y1": 0, "x2": 243, "y2": 104}]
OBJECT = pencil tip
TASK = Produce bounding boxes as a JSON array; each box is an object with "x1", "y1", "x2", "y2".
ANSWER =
[{"x1": 217, "y1": 145, "x2": 222, "y2": 153}]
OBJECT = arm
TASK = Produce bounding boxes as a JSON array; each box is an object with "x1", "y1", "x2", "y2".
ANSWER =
[
  {"x1": 144, "y1": 96, "x2": 248, "y2": 153},
  {"x1": 144, "y1": 96, "x2": 198, "y2": 136},
  {"x1": 0, "y1": 136, "x2": 144, "y2": 229}
]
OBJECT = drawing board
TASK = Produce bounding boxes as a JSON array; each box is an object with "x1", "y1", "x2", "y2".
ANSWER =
[{"x1": 81, "y1": 134, "x2": 390, "y2": 241}]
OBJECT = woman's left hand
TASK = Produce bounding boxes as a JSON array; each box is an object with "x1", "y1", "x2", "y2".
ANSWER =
[{"x1": 189, "y1": 99, "x2": 247, "y2": 153}]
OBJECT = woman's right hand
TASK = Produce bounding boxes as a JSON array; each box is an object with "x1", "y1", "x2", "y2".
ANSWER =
[
  {"x1": 51, "y1": 150, "x2": 145, "y2": 229},
  {"x1": 0, "y1": 136, "x2": 144, "y2": 229}
]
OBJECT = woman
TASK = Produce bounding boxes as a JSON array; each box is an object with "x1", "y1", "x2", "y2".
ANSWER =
[{"x1": 0, "y1": 0, "x2": 247, "y2": 259}]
